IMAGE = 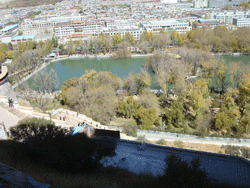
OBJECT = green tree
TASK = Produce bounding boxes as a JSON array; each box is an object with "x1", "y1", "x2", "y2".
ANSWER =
[
  {"x1": 239, "y1": 73, "x2": 250, "y2": 111},
  {"x1": 0, "y1": 52, "x2": 6, "y2": 63},
  {"x1": 123, "y1": 32, "x2": 135, "y2": 46},
  {"x1": 134, "y1": 106, "x2": 158, "y2": 130},
  {"x1": 164, "y1": 100, "x2": 184, "y2": 128},
  {"x1": 112, "y1": 33, "x2": 122, "y2": 46},
  {"x1": 117, "y1": 96, "x2": 140, "y2": 119},
  {"x1": 7, "y1": 50, "x2": 14, "y2": 59},
  {"x1": 0, "y1": 43, "x2": 6, "y2": 53}
]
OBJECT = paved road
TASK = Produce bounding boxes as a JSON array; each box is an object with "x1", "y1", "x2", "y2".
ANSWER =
[
  {"x1": 136, "y1": 132, "x2": 250, "y2": 147},
  {"x1": 0, "y1": 105, "x2": 20, "y2": 131}
]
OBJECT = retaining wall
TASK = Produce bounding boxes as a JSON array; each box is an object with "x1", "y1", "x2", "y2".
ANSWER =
[{"x1": 118, "y1": 139, "x2": 250, "y2": 188}]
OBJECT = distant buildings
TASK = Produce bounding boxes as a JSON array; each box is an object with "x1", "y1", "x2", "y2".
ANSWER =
[
  {"x1": 208, "y1": 0, "x2": 248, "y2": 8},
  {"x1": 0, "y1": 25, "x2": 18, "y2": 35},
  {"x1": 193, "y1": 0, "x2": 208, "y2": 8},
  {"x1": 233, "y1": 18, "x2": 250, "y2": 27},
  {"x1": 210, "y1": 10, "x2": 250, "y2": 25},
  {"x1": 140, "y1": 19, "x2": 191, "y2": 34},
  {"x1": 192, "y1": 19, "x2": 227, "y2": 29}
]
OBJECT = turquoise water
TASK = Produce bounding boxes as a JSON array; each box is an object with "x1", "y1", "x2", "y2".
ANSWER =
[{"x1": 24, "y1": 55, "x2": 250, "y2": 90}]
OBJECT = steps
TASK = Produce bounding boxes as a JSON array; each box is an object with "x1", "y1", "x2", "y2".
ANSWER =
[{"x1": 0, "y1": 102, "x2": 29, "y2": 120}]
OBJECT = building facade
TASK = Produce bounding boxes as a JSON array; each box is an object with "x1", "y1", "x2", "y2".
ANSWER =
[
  {"x1": 233, "y1": 18, "x2": 250, "y2": 27},
  {"x1": 140, "y1": 20, "x2": 191, "y2": 34}
]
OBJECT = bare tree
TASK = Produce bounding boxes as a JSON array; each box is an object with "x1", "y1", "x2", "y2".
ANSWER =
[{"x1": 33, "y1": 69, "x2": 59, "y2": 94}]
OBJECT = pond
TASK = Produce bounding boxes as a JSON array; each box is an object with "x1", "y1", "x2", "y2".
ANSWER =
[{"x1": 23, "y1": 55, "x2": 250, "y2": 91}]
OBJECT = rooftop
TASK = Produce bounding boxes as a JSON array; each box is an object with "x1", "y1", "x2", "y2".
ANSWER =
[
  {"x1": 12, "y1": 34, "x2": 37, "y2": 40},
  {"x1": 0, "y1": 25, "x2": 18, "y2": 32}
]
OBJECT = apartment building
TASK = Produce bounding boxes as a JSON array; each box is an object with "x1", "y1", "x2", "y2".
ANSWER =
[
  {"x1": 209, "y1": 0, "x2": 247, "y2": 8},
  {"x1": 233, "y1": 18, "x2": 250, "y2": 27},
  {"x1": 101, "y1": 27, "x2": 144, "y2": 40},
  {"x1": 105, "y1": 19, "x2": 137, "y2": 30},
  {"x1": 55, "y1": 21, "x2": 102, "y2": 38},
  {"x1": 140, "y1": 19, "x2": 191, "y2": 34},
  {"x1": 193, "y1": 0, "x2": 208, "y2": 8},
  {"x1": 210, "y1": 11, "x2": 250, "y2": 25}
]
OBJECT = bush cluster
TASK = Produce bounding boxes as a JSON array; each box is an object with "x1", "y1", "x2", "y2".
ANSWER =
[
  {"x1": 122, "y1": 124, "x2": 137, "y2": 137},
  {"x1": 136, "y1": 135, "x2": 151, "y2": 144},
  {"x1": 9, "y1": 117, "x2": 117, "y2": 174},
  {"x1": 155, "y1": 138, "x2": 167, "y2": 145}
]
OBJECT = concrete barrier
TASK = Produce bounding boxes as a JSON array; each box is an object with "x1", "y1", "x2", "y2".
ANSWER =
[
  {"x1": 32, "y1": 112, "x2": 50, "y2": 120},
  {"x1": 17, "y1": 106, "x2": 33, "y2": 115}
]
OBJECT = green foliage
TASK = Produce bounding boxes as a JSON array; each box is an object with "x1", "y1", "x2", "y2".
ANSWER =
[
  {"x1": 164, "y1": 154, "x2": 210, "y2": 188},
  {"x1": 134, "y1": 106, "x2": 158, "y2": 130},
  {"x1": 117, "y1": 96, "x2": 140, "y2": 119},
  {"x1": 173, "y1": 140, "x2": 184, "y2": 149},
  {"x1": 123, "y1": 32, "x2": 135, "y2": 46},
  {"x1": 122, "y1": 124, "x2": 137, "y2": 137},
  {"x1": 7, "y1": 50, "x2": 13, "y2": 59},
  {"x1": 155, "y1": 138, "x2": 167, "y2": 145},
  {"x1": 163, "y1": 100, "x2": 184, "y2": 128},
  {"x1": 136, "y1": 135, "x2": 151, "y2": 144},
  {"x1": 112, "y1": 33, "x2": 122, "y2": 46},
  {"x1": 0, "y1": 52, "x2": 6, "y2": 63}
]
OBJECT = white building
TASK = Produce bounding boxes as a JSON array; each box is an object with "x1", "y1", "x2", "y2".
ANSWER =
[
  {"x1": 105, "y1": 19, "x2": 137, "y2": 30},
  {"x1": 210, "y1": 10, "x2": 250, "y2": 25},
  {"x1": 233, "y1": 18, "x2": 250, "y2": 27},
  {"x1": 101, "y1": 27, "x2": 144, "y2": 41},
  {"x1": 161, "y1": 0, "x2": 178, "y2": 4},
  {"x1": 140, "y1": 20, "x2": 191, "y2": 34},
  {"x1": 193, "y1": 0, "x2": 208, "y2": 8},
  {"x1": 54, "y1": 21, "x2": 102, "y2": 38}
]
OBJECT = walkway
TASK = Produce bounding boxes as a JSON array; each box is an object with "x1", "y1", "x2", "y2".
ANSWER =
[{"x1": 0, "y1": 105, "x2": 20, "y2": 131}]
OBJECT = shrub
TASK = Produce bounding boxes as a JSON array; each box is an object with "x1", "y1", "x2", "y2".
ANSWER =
[
  {"x1": 10, "y1": 117, "x2": 69, "y2": 142},
  {"x1": 173, "y1": 140, "x2": 184, "y2": 149},
  {"x1": 122, "y1": 124, "x2": 137, "y2": 137},
  {"x1": 156, "y1": 138, "x2": 167, "y2": 145},
  {"x1": 224, "y1": 145, "x2": 241, "y2": 156},
  {"x1": 9, "y1": 117, "x2": 117, "y2": 174},
  {"x1": 163, "y1": 154, "x2": 210, "y2": 188},
  {"x1": 136, "y1": 135, "x2": 151, "y2": 144}
]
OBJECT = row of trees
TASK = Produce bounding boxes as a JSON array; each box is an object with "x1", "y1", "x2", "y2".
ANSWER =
[
  {"x1": 59, "y1": 26, "x2": 250, "y2": 58},
  {"x1": 172, "y1": 26, "x2": 250, "y2": 53}
]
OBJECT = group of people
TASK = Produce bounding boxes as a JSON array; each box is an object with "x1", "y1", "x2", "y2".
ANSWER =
[{"x1": 59, "y1": 116, "x2": 67, "y2": 121}]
